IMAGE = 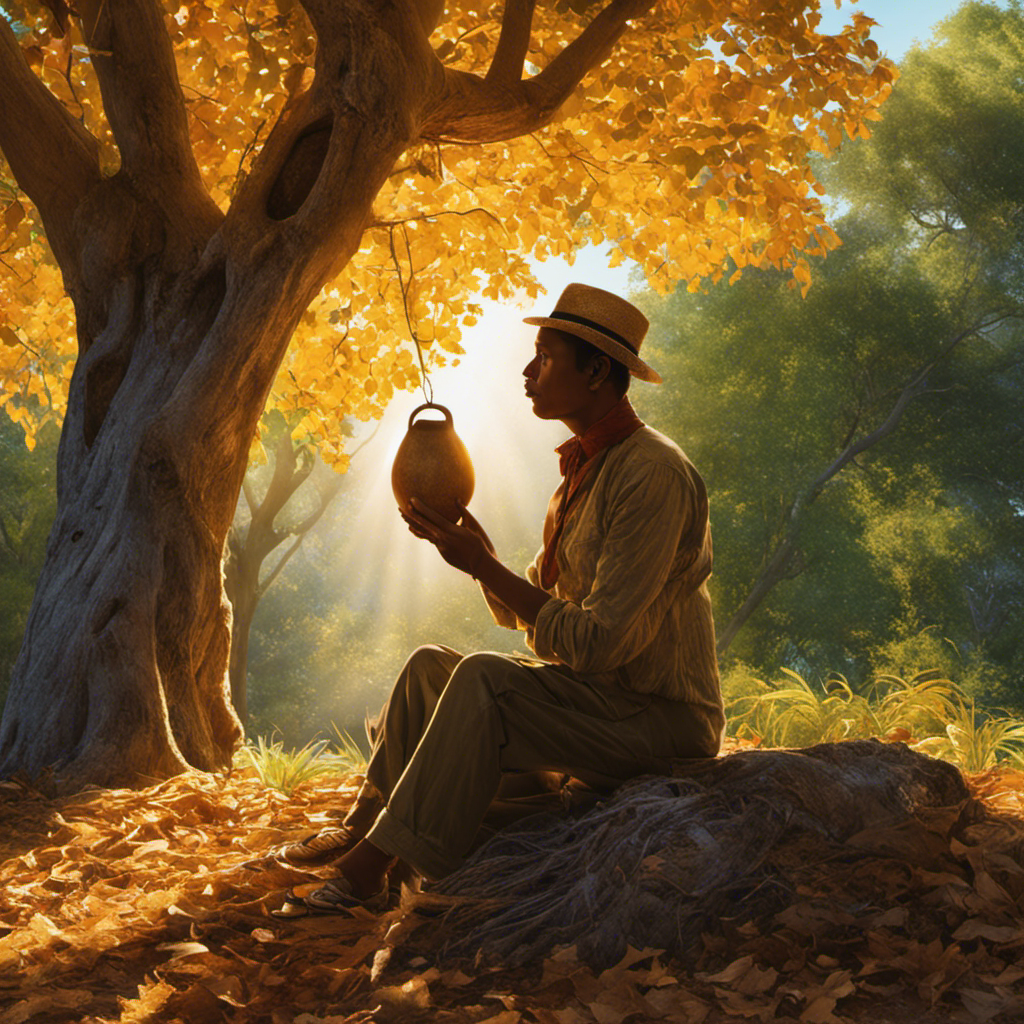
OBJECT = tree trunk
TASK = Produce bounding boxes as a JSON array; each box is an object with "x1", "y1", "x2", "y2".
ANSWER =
[
  {"x1": 0, "y1": 3, "x2": 438, "y2": 787},
  {"x1": 223, "y1": 431, "x2": 345, "y2": 730},
  {"x1": 0, "y1": 149, "x2": 404, "y2": 787}
]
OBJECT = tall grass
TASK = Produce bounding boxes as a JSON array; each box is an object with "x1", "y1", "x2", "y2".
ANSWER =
[
  {"x1": 913, "y1": 697, "x2": 1024, "y2": 772},
  {"x1": 237, "y1": 727, "x2": 367, "y2": 795},
  {"x1": 727, "y1": 670, "x2": 1024, "y2": 771},
  {"x1": 240, "y1": 673, "x2": 1023, "y2": 794}
]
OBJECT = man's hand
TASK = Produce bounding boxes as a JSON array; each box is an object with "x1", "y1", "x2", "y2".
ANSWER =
[
  {"x1": 402, "y1": 498, "x2": 551, "y2": 626},
  {"x1": 401, "y1": 499, "x2": 492, "y2": 578},
  {"x1": 456, "y1": 504, "x2": 496, "y2": 556}
]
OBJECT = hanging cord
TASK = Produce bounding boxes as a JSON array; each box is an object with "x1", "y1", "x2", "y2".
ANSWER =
[{"x1": 389, "y1": 225, "x2": 433, "y2": 405}]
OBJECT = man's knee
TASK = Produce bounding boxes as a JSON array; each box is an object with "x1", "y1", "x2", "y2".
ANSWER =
[
  {"x1": 399, "y1": 644, "x2": 461, "y2": 701},
  {"x1": 446, "y1": 652, "x2": 521, "y2": 708}
]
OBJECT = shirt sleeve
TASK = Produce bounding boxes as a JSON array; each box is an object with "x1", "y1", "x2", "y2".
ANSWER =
[
  {"x1": 479, "y1": 544, "x2": 547, "y2": 631},
  {"x1": 530, "y1": 462, "x2": 697, "y2": 673}
]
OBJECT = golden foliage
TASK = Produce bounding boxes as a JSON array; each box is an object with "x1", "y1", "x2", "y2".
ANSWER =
[{"x1": 0, "y1": 1, "x2": 896, "y2": 460}]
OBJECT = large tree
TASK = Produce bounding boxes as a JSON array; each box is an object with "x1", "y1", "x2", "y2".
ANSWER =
[{"x1": 0, "y1": 0, "x2": 891, "y2": 787}]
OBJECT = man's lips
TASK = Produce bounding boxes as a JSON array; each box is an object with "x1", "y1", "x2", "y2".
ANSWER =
[{"x1": 525, "y1": 386, "x2": 539, "y2": 398}]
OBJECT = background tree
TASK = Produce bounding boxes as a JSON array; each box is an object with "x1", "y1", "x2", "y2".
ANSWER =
[
  {"x1": 223, "y1": 413, "x2": 377, "y2": 726},
  {"x1": 636, "y1": 0, "x2": 1024, "y2": 699},
  {"x1": 0, "y1": 0, "x2": 891, "y2": 787}
]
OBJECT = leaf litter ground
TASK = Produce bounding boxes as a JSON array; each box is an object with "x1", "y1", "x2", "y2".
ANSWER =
[{"x1": 2, "y1": 747, "x2": 1024, "y2": 1024}]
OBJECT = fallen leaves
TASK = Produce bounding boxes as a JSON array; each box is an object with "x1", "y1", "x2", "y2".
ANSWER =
[{"x1": 1, "y1": 758, "x2": 1024, "y2": 1024}]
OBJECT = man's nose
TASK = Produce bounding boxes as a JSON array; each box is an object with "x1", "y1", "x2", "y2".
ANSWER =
[{"x1": 523, "y1": 356, "x2": 537, "y2": 378}]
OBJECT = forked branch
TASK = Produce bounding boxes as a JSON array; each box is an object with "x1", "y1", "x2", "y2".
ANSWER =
[
  {"x1": 298, "y1": 0, "x2": 447, "y2": 52},
  {"x1": 421, "y1": 0, "x2": 655, "y2": 143},
  {"x1": 77, "y1": 0, "x2": 217, "y2": 225},
  {"x1": 0, "y1": 17, "x2": 101, "y2": 272}
]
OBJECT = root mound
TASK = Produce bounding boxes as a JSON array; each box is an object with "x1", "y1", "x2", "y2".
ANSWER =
[{"x1": 418, "y1": 740, "x2": 973, "y2": 967}]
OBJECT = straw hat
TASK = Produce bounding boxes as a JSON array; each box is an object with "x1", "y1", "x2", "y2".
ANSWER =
[{"x1": 524, "y1": 283, "x2": 662, "y2": 384}]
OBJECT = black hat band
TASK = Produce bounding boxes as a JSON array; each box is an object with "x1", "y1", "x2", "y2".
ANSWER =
[{"x1": 547, "y1": 311, "x2": 639, "y2": 356}]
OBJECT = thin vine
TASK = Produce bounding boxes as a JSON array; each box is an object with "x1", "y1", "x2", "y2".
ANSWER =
[{"x1": 388, "y1": 224, "x2": 434, "y2": 406}]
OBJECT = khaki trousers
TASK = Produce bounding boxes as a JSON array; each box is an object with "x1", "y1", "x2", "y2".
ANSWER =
[{"x1": 363, "y1": 645, "x2": 722, "y2": 880}]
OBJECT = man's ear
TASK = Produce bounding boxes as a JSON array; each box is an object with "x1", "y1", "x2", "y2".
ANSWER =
[{"x1": 589, "y1": 355, "x2": 611, "y2": 389}]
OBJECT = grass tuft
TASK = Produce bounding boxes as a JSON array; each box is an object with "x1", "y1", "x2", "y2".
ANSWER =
[{"x1": 236, "y1": 729, "x2": 365, "y2": 795}]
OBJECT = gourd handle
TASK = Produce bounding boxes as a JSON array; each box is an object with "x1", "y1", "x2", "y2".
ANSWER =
[{"x1": 408, "y1": 402, "x2": 453, "y2": 429}]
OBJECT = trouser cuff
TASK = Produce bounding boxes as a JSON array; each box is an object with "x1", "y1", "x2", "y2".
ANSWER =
[{"x1": 366, "y1": 808, "x2": 463, "y2": 881}]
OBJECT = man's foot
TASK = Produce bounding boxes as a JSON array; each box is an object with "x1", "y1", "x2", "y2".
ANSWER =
[
  {"x1": 301, "y1": 876, "x2": 389, "y2": 915},
  {"x1": 277, "y1": 826, "x2": 357, "y2": 866}
]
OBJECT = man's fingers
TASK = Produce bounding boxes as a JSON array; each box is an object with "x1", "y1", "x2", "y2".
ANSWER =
[
  {"x1": 459, "y1": 507, "x2": 484, "y2": 533},
  {"x1": 410, "y1": 498, "x2": 455, "y2": 530},
  {"x1": 400, "y1": 510, "x2": 435, "y2": 539},
  {"x1": 402, "y1": 507, "x2": 456, "y2": 548}
]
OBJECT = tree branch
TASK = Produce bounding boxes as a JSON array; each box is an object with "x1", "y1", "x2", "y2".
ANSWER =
[
  {"x1": 288, "y1": 475, "x2": 342, "y2": 539},
  {"x1": 420, "y1": 0, "x2": 655, "y2": 143},
  {"x1": 806, "y1": 313, "x2": 1015, "y2": 499},
  {"x1": 0, "y1": 511, "x2": 18, "y2": 561},
  {"x1": 241, "y1": 477, "x2": 258, "y2": 515},
  {"x1": 257, "y1": 532, "x2": 304, "y2": 600},
  {"x1": 299, "y1": 0, "x2": 446, "y2": 46},
  {"x1": 0, "y1": 17, "x2": 101, "y2": 272},
  {"x1": 76, "y1": 0, "x2": 218, "y2": 226},
  {"x1": 256, "y1": 474, "x2": 340, "y2": 598},
  {"x1": 716, "y1": 311, "x2": 1020, "y2": 655},
  {"x1": 485, "y1": 0, "x2": 536, "y2": 85}
]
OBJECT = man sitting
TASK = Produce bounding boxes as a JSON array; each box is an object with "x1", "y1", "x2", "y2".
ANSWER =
[{"x1": 281, "y1": 283, "x2": 724, "y2": 913}]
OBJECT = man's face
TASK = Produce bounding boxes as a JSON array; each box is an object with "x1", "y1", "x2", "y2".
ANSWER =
[{"x1": 523, "y1": 328, "x2": 593, "y2": 420}]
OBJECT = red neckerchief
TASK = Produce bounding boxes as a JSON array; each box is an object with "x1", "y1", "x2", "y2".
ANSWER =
[{"x1": 539, "y1": 396, "x2": 644, "y2": 589}]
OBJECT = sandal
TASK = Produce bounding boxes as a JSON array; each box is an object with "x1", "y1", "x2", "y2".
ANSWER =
[
  {"x1": 301, "y1": 876, "x2": 389, "y2": 915},
  {"x1": 277, "y1": 826, "x2": 357, "y2": 866}
]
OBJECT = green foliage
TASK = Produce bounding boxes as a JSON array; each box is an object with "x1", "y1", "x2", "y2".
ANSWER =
[
  {"x1": 728, "y1": 668, "x2": 959, "y2": 749},
  {"x1": 634, "y1": 2, "x2": 1024, "y2": 698},
  {"x1": 914, "y1": 698, "x2": 1024, "y2": 772},
  {"x1": 236, "y1": 729, "x2": 367, "y2": 796},
  {"x1": 727, "y1": 667, "x2": 1024, "y2": 770},
  {"x1": 0, "y1": 417, "x2": 57, "y2": 705},
  {"x1": 329, "y1": 724, "x2": 368, "y2": 771}
]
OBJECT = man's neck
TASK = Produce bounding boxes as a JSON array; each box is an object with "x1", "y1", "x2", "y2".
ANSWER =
[{"x1": 561, "y1": 392, "x2": 627, "y2": 437}]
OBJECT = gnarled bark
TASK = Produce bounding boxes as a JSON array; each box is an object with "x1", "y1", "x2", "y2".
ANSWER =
[{"x1": 0, "y1": 0, "x2": 649, "y2": 788}]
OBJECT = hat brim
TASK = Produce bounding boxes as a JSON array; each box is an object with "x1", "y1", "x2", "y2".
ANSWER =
[{"x1": 523, "y1": 316, "x2": 663, "y2": 384}]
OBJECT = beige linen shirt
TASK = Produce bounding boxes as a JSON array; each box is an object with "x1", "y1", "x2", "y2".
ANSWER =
[{"x1": 485, "y1": 426, "x2": 723, "y2": 717}]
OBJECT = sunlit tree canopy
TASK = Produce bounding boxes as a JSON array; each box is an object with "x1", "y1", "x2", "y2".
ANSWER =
[{"x1": 1, "y1": 0, "x2": 895, "y2": 460}]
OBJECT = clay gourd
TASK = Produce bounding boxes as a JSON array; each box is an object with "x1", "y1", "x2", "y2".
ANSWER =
[{"x1": 391, "y1": 403, "x2": 475, "y2": 522}]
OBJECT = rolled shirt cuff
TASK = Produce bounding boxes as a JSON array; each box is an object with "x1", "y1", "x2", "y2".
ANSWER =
[
  {"x1": 365, "y1": 807, "x2": 464, "y2": 881},
  {"x1": 530, "y1": 596, "x2": 567, "y2": 662}
]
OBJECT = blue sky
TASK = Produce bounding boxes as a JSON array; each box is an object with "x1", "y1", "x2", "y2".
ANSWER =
[{"x1": 820, "y1": 0, "x2": 968, "y2": 56}]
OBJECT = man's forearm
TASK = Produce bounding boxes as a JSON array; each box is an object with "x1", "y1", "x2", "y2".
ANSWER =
[{"x1": 473, "y1": 552, "x2": 551, "y2": 627}]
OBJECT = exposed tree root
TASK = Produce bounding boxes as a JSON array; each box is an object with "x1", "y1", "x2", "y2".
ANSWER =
[{"x1": 416, "y1": 741, "x2": 977, "y2": 967}]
